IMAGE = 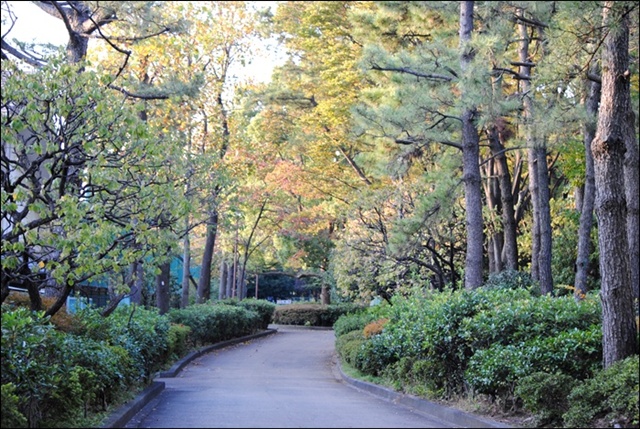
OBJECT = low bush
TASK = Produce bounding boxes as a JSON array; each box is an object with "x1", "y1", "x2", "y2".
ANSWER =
[
  {"x1": 335, "y1": 329, "x2": 366, "y2": 367},
  {"x1": 1, "y1": 306, "x2": 136, "y2": 427},
  {"x1": 515, "y1": 371, "x2": 577, "y2": 426},
  {"x1": 169, "y1": 303, "x2": 260, "y2": 345},
  {"x1": 465, "y1": 324, "x2": 602, "y2": 400},
  {"x1": 273, "y1": 302, "x2": 364, "y2": 326},
  {"x1": 333, "y1": 311, "x2": 378, "y2": 337},
  {"x1": 77, "y1": 305, "x2": 172, "y2": 382},
  {"x1": 355, "y1": 333, "x2": 397, "y2": 376},
  {"x1": 382, "y1": 357, "x2": 441, "y2": 397},
  {"x1": 460, "y1": 292, "x2": 601, "y2": 350},
  {"x1": 236, "y1": 298, "x2": 276, "y2": 330},
  {"x1": 363, "y1": 318, "x2": 389, "y2": 338},
  {"x1": 484, "y1": 269, "x2": 538, "y2": 295},
  {"x1": 563, "y1": 355, "x2": 639, "y2": 428},
  {"x1": 166, "y1": 323, "x2": 192, "y2": 361}
]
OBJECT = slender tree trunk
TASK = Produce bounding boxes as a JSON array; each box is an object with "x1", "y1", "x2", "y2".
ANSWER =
[
  {"x1": 518, "y1": 11, "x2": 554, "y2": 294},
  {"x1": 197, "y1": 210, "x2": 219, "y2": 303},
  {"x1": 22, "y1": 252, "x2": 43, "y2": 311},
  {"x1": 156, "y1": 259, "x2": 171, "y2": 315},
  {"x1": 219, "y1": 260, "x2": 228, "y2": 299},
  {"x1": 130, "y1": 260, "x2": 144, "y2": 305},
  {"x1": 181, "y1": 229, "x2": 191, "y2": 308},
  {"x1": 574, "y1": 69, "x2": 600, "y2": 300},
  {"x1": 232, "y1": 227, "x2": 239, "y2": 298},
  {"x1": 482, "y1": 157, "x2": 503, "y2": 274},
  {"x1": 487, "y1": 125, "x2": 519, "y2": 270},
  {"x1": 536, "y1": 143, "x2": 554, "y2": 295},
  {"x1": 459, "y1": 0, "x2": 484, "y2": 290},
  {"x1": 226, "y1": 260, "x2": 234, "y2": 299},
  {"x1": 593, "y1": 1, "x2": 638, "y2": 368}
]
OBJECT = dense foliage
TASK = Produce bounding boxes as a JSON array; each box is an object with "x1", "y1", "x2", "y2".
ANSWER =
[
  {"x1": 0, "y1": 298, "x2": 275, "y2": 428},
  {"x1": 272, "y1": 302, "x2": 366, "y2": 327},
  {"x1": 0, "y1": 1, "x2": 638, "y2": 427},
  {"x1": 333, "y1": 274, "x2": 638, "y2": 427}
]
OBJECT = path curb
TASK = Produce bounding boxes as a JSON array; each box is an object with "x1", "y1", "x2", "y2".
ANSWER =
[
  {"x1": 102, "y1": 325, "x2": 516, "y2": 428},
  {"x1": 336, "y1": 361, "x2": 515, "y2": 428},
  {"x1": 101, "y1": 328, "x2": 278, "y2": 428}
]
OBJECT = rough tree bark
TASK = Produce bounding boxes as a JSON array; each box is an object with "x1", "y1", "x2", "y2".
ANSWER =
[
  {"x1": 459, "y1": 0, "x2": 484, "y2": 290},
  {"x1": 574, "y1": 68, "x2": 600, "y2": 300},
  {"x1": 517, "y1": 10, "x2": 553, "y2": 295},
  {"x1": 592, "y1": 0, "x2": 638, "y2": 368}
]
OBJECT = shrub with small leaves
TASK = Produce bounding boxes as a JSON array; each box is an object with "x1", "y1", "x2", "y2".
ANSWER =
[
  {"x1": 563, "y1": 355, "x2": 639, "y2": 428},
  {"x1": 333, "y1": 311, "x2": 378, "y2": 337},
  {"x1": 515, "y1": 371, "x2": 577, "y2": 426},
  {"x1": 335, "y1": 329, "x2": 366, "y2": 367}
]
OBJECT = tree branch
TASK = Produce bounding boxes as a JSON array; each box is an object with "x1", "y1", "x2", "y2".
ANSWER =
[
  {"x1": 0, "y1": 39, "x2": 46, "y2": 68},
  {"x1": 370, "y1": 64, "x2": 453, "y2": 81},
  {"x1": 107, "y1": 84, "x2": 169, "y2": 100}
]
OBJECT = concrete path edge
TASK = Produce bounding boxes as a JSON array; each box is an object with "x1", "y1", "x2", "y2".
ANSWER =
[
  {"x1": 102, "y1": 325, "x2": 516, "y2": 429},
  {"x1": 335, "y1": 362, "x2": 514, "y2": 428},
  {"x1": 101, "y1": 328, "x2": 278, "y2": 428}
]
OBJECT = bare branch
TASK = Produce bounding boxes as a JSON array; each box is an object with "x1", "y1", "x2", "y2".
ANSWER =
[{"x1": 0, "y1": 39, "x2": 46, "y2": 67}]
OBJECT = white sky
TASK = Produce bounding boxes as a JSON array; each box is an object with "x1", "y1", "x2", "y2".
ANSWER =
[{"x1": 2, "y1": 1, "x2": 285, "y2": 84}]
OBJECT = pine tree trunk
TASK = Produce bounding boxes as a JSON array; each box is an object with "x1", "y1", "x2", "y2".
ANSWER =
[
  {"x1": 487, "y1": 125, "x2": 519, "y2": 271},
  {"x1": 623, "y1": 105, "x2": 639, "y2": 302},
  {"x1": 574, "y1": 70, "x2": 600, "y2": 300},
  {"x1": 536, "y1": 144, "x2": 554, "y2": 295},
  {"x1": 517, "y1": 11, "x2": 554, "y2": 294},
  {"x1": 593, "y1": 1, "x2": 638, "y2": 368},
  {"x1": 459, "y1": 0, "x2": 484, "y2": 290}
]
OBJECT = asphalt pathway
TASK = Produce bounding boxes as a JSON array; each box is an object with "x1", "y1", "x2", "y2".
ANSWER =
[{"x1": 122, "y1": 326, "x2": 510, "y2": 428}]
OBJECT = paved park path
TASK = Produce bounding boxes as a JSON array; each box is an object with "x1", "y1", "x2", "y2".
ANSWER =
[{"x1": 123, "y1": 326, "x2": 509, "y2": 428}]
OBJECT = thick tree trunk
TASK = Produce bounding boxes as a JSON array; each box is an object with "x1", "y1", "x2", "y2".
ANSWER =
[
  {"x1": 459, "y1": 0, "x2": 484, "y2": 290},
  {"x1": 197, "y1": 210, "x2": 219, "y2": 303},
  {"x1": 593, "y1": 1, "x2": 638, "y2": 368},
  {"x1": 321, "y1": 284, "x2": 331, "y2": 305},
  {"x1": 574, "y1": 70, "x2": 600, "y2": 300},
  {"x1": 623, "y1": 106, "x2": 639, "y2": 302}
]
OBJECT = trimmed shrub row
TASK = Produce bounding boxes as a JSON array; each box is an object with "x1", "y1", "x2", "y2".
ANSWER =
[
  {"x1": 273, "y1": 302, "x2": 366, "y2": 327},
  {"x1": 1, "y1": 298, "x2": 275, "y2": 428}
]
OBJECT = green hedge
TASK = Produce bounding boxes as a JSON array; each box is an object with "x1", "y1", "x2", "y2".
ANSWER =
[
  {"x1": 216, "y1": 298, "x2": 276, "y2": 330},
  {"x1": 1, "y1": 299, "x2": 267, "y2": 428},
  {"x1": 273, "y1": 302, "x2": 365, "y2": 327},
  {"x1": 168, "y1": 303, "x2": 260, "y2": 346}
]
